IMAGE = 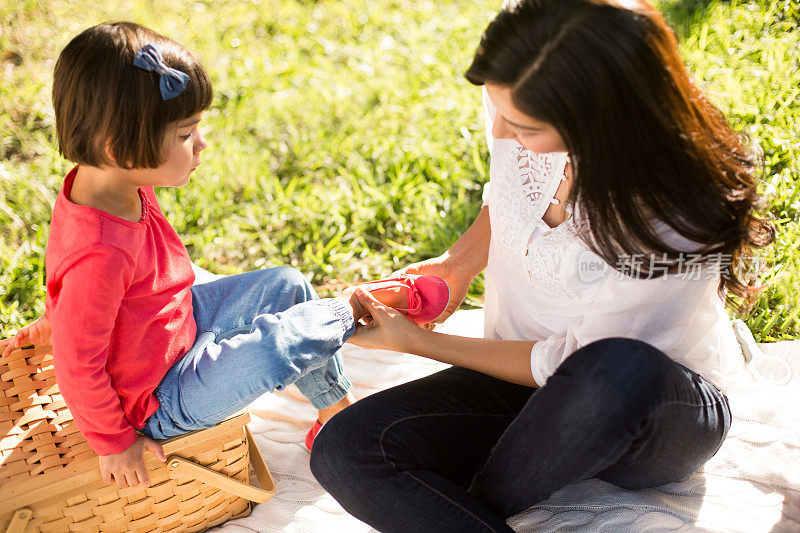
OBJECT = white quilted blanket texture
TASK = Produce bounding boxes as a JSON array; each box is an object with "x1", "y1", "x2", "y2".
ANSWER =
[{"x1": 210, "y1": 310, "x2": 800, "y2": 533}]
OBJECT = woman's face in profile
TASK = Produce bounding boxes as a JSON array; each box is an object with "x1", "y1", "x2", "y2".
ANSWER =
[{"x1": 486, "y1": 83, "x2": 567, "y2": 154}]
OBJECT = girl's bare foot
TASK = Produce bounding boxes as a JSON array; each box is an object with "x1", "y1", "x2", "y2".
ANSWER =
[
  {"x1": 317, "y1": 391, "x2": 356, "y2": 424},
  {"x1": 337, "y1": 285, "x2": 409, "y2": 323},
  {"x1": 368, "y1": 285, "x2": 408, "y2": 310}
]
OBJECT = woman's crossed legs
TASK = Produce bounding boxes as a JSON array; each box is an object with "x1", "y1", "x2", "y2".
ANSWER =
[{"x1": 311, "y1": 337, "x2": 731, "y2": 533}]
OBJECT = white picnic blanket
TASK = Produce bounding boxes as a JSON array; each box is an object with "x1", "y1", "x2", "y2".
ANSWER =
[{"x1": 209, "y1": 308, "x2": 800, "y2": 532}]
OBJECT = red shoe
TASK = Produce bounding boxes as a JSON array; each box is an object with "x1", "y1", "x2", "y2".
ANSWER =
[
  {"x1": 305, "y1": 419, "x2": 323, "y2": 451},
  {"x1": 362, "y1": 274, "x2": 450, "y2": 324}
]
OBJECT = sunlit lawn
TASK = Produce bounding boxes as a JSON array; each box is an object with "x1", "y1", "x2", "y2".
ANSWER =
[{"x1": 1, "y1": 0, "x2": 798, "y2": 341}]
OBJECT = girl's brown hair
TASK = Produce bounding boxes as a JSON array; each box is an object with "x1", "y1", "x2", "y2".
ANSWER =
[
  {"x1": 53, "y1": 22, "x2": 213, "y2": 169},
  {"x1": 466, "y1": 0, "x2": 774, "y2": 312}
]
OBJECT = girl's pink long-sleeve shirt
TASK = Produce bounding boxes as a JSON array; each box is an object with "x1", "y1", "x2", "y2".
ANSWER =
[{"x1": 45, "y1": 167, "x2": 197, "y2": 455}]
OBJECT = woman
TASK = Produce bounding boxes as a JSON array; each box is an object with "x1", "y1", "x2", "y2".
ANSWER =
[{"x1": 310, "y1": 0, "x2": 774, "y2": 531}]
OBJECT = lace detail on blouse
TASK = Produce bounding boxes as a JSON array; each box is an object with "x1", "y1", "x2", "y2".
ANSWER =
[
  {"x1": 523, "y1": 222, "x2": 582, "y2": 301},
  {"x1": 488, "y1": 143, "x2": 584, "y2": 300},
  {"x1": 515, "y1": 147, "x2": 550, "y2": 203}
]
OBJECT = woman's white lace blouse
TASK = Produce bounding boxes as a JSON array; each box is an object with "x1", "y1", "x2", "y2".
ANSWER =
[{"x1": 480, "y1": 89, "x2": 744, "y2": 390}]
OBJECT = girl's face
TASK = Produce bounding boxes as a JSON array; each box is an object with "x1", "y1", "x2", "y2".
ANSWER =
[
  {"x1": 156, "y1": 112, "x2": 207, "y2": 187},
  {"x1": 128, "y1": 112, "x2": 207, "y2": 188},
  {"x1": 485, "y1": 84, "x2": 567, "y2": 154}
]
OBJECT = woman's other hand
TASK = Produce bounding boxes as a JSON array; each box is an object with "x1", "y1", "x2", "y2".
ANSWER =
[
  {"x1": 393, "y1": 205, "x2": 491, "y2": 328},
  {"x1": 0, "y1": 314, "x2": 53, "y2": 357},
  {"x1": 393, "y1": 254, "x2": 472, "y2": 328}
]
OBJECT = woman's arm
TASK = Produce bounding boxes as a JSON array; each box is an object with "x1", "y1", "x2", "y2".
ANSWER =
[
  {"x1": 445, "y1": 204, "x2": 492, "y2": 279},
  {"x1": 408, "y1": 328, "x2": 539, "y2": 387},
  {"x1": 351, "y1": 289, "x2": 539, "y2": 387}
]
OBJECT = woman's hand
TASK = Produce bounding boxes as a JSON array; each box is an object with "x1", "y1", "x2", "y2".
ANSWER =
[
  {"x1": 393, "y1": 254, "x2": 474, "y2": 328},
  {"x1": 336, "y1": 285, "x2": 369, "y2": 323},
  {"x1": 98, "y1": 435, "x2": 166, "y2": 488},
  {"x1": 1, "y1": 314, "x2": 53, "y2": 357},
  {"x1": 350, "y1": 288, "x2": 538, "y2": 386},
  {"x1": 393, "y1": 205, "x2": 490, "y2": 328},
  {"x1": 348, "y1": 289, "x2": 426, "y2": 352}
]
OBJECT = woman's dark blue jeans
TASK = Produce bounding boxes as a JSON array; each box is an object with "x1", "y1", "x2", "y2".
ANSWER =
[{"x1": 310, "y1": 337, "x2": 732, "y2": 532}]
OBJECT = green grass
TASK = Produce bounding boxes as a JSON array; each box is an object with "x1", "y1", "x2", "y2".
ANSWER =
[{"x1": 1, "y1": 0, "x2": 798, "y2": 342}]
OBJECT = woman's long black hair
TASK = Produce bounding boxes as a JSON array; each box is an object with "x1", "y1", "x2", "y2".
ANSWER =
[{"x1": 466, "y1": 0, "x2": 774, "y2": 312}]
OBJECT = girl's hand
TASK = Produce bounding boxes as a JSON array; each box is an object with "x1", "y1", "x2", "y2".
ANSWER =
[
  {"x1": 348, "y1": 289, "x2": 426, "y2": 352},
  {"x1": 0, "y1": 314, "x2": 53, "y2": 357},
  {"x1": 99, "y1": 435, "x2": 166, "y2": 488},
  {"x1": 393, "y1": 254, "x2": 473, "y2": 328}
]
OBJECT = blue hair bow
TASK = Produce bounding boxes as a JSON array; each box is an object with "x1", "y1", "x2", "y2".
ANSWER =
[{"x1": 133, "y1": 43, "x2": 189, "y2": 100}]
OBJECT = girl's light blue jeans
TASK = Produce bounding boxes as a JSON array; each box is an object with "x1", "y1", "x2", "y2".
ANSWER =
[{"x1": 140, "y1": 266, "x2": 354, "y2": 440}]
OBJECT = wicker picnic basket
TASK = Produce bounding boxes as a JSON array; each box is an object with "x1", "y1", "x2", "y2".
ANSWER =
[{"x1": 0, "y1": 344, "x2": 276, "y2": 533}]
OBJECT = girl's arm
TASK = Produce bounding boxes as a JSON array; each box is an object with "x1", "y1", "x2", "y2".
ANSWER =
[
  {"x1": 49, "y1": 246, "x2": 143, "y2": 454},
  {"x1": 351, "y1": 289, "x2": 539, "y2": 387},
  {"x1": 50, "y1": 246, "x2": 166, "y2": 487}
]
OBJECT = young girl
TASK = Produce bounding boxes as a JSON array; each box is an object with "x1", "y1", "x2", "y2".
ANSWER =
[
  {"x1": 310, "y1": 0, "x2": 775, "y2": 531},
  {"x1": 0, "y1": 21, "x2": 448, "y2": 490}
]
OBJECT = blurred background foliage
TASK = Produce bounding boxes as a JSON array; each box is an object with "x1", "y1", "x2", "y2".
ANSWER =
[{"x1": 1, "y1": 0, "x2": 798, "y2": 341}]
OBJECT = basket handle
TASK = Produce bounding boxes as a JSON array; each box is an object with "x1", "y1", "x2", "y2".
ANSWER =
[
  {"x1": 245, "y1": 426, "x2": 277, "y2": 497},
  {"x1": 166, "y1": 426, "x2": 276, "y2": 503},
  {"x1": 4, "y1": 508, "x2": 32, "y2": 533}
]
